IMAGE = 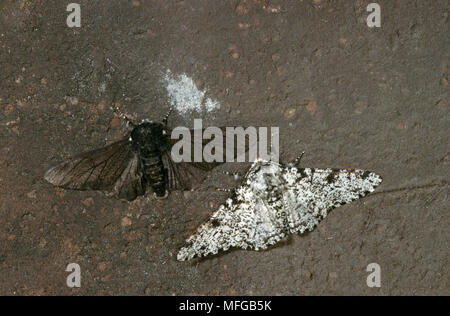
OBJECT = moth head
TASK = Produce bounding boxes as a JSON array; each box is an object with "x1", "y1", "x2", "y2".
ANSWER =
[
  {"x1": 130, "y1": 122, "x2": 170, "y2": 155},
  {"x1": 247, "y1": 162, "x2": 283, "y2": 195}
]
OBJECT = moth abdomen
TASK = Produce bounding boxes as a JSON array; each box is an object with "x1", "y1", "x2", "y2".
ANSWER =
[{"x1": 141, "y1": 156, "x2": 167, "y2": 197}]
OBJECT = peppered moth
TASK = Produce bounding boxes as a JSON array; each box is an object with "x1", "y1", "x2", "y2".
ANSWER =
[
  {"x1": 44, "y1": 110, "x2": 238, "y2": 201},
  {"x1": 177, "y1": 158, "x2": 382, "y2": 261}
]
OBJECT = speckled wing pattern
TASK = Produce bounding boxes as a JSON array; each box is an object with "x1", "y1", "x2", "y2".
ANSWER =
[{"x1": 177, "y1": 159, "x2": 382, "y2": 261}]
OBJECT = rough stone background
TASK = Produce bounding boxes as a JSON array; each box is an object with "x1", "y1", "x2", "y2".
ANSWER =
[{"x1": 0, "y1": 0, "x2": 448, "y2": 295}]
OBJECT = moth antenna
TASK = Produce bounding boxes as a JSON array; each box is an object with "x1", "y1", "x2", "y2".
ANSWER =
[
  {"x1": 292, "y1": 151, "x2": 305, "y2": 167},
  {"x1": 112, "y1": 106, "x2": 136, "y2": 129},
  {"x1": 216, "y1": 188, "x2": 233, "y2": 193},
  {"x1": 222, "y1": 171, "x2": 242, "y2": 180},
  {"x1": 162, "y1": 107, "x2": 173, "y2": 127},
  {"x1": 198, "y1": 186, "x2": 234, "y2": 193}
]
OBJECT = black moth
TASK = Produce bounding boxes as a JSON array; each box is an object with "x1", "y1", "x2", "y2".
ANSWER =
[{"x1": 44, "y1": 109, "x2": 223, "y2": 201}]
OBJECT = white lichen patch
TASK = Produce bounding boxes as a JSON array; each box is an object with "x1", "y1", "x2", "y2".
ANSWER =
[{"x1": 164, "y1": 70, "x2": 220, "y2": 115}]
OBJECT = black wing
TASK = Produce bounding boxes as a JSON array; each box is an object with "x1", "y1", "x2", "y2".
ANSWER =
[
  {"x1": 44, "y1": 139, "x2": 145, "y2": 201},
  {"x1": 162, "y1": 128, "x2": 252, "y2": 191},
  {"x1": 162, "y1": 153, "x2": 220, "y2": 191}
]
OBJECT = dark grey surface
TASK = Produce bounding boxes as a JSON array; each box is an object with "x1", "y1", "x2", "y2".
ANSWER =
[{"x1": 0, "y1": 0, "x2": 448, "y2": 295}]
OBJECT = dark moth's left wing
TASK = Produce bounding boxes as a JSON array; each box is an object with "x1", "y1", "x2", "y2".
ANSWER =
[{"x1": 44, "y1": 139, "x2": 144, "y2": 201}]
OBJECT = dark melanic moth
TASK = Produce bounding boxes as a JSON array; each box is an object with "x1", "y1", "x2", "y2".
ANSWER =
[
  {"x1": 44, "y1": 109, "x2": 222, "y2": 201},
  {"x1": 177, "y1": 156, "x2": 382, "y2": 261}
]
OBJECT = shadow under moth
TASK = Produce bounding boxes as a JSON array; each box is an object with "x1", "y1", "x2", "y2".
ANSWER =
[{"x1": 177, "y1": 156, "x2": 382, "y2": 261}]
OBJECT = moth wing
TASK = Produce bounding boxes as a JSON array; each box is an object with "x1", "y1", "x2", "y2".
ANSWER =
[
  {"x1": 177, "y1": 161, "x2": 285, "y2": 260},
  {"x1": 162, "y1": 152, "x2": 220, "y2": 191},
  {"x1": 293, "y1": 167, "x2": 383, "y2": 207},
  {"x1": 110, "y1": 153, "x2": 145, "y2": 201},
  {"x1": 164, "y1": 127, "x2": 251, "y2": 191},
  {"x1": 177, "y1": 195, "x2": 263, "y2": 261},
  {"x1": 280, "y1": 167, "x2": 383, "y2": 235},
  {"x1": 45, "y1": 139, "x2": 144, "y2": 200}
]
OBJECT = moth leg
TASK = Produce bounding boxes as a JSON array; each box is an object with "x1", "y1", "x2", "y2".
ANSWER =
[
  {"x1": 162, "y1": 107, "x2": 173, "y2": 127},
  {"x1": 153, "y1": 190, "x2": 169, "y2": 200},
  {"x1": 105, "y1": 57, "x2": 120, "y2": 70}
]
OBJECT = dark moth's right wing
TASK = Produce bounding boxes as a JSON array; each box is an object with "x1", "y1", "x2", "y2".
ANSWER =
[
  {"x1": 162, "y1": 154, "x2": 221, "y2": 191},
  {"x1": 44, "y1": 139, "x2": 145, "y2": 201},
  {"x1": 162, "y1": 128, "x2": 253, "y2": 191}
]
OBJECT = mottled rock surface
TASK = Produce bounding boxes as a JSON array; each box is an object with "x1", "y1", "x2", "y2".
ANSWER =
[{"x1": 0, "y1": 0, "x2": 448, "y2": 295}]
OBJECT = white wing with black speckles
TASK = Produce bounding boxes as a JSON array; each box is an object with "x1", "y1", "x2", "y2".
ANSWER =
[{"x1": 177, "y1": 159, "x2": 382, "y2": 261}]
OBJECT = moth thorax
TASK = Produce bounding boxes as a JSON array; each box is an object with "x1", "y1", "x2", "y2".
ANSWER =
[
  {"x1": 130, "y1": 122, "x2": 169, "y2": 157},
  {"x1": 249, "y1": 168, "x2": 283, "y2": 196}
]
